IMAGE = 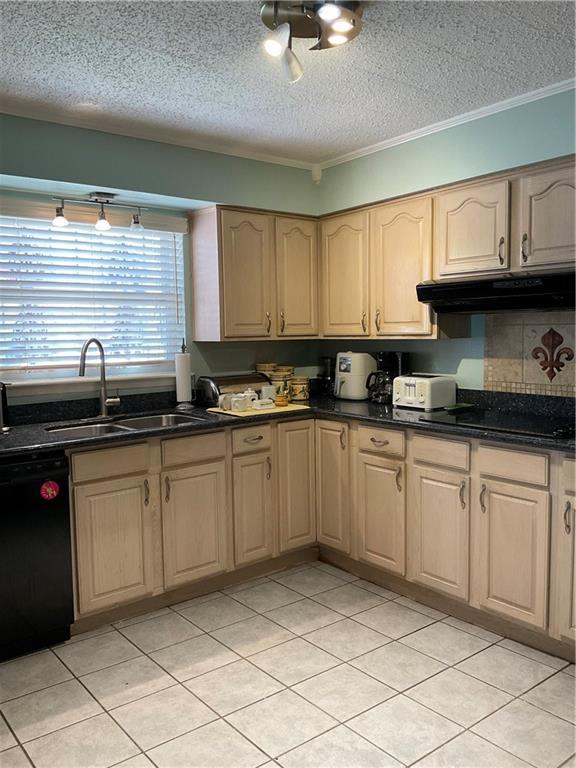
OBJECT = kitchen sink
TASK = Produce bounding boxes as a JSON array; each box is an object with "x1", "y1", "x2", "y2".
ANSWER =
[
  {"x1": 46, "y1": 423, "x2": 133, "y2": 438},
  {"x1": 115, "y1": 413, "x2": 206, "y2": 429}
]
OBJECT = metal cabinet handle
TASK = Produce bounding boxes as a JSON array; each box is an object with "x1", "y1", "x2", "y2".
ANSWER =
[
  {"x1": 266, "y1": 457, "x2": 271, "y2": 479},
  {"x1": 375, "y1": 309, "x2": 381, "y2": 332},
  {"x1": 395, "y1": 465, "x2": 402, "y2": 492},
  {"x1": 370, "y1": 437, "x2": 389, "y2": 447},
  {"x1": 280, "y1": 311, "x2": 285, "y2": 333},
  {"x1": 480, "y1": 483, "x2": 487, "y2": 513},
  {"x1": 244, "y1": 435, "x2": 264, "y2": 444},
  {"x1": 497, "y1": 236, "x2": 505, "y2": 265},
  {"x1": 339, "y1": 427, "x2": 346, "y2": 449},
  {"x1": 564, "y1": 500, "x2": 572, "y2": 534},
  {"x1": 521, "y1": 233, "x2": 529, "y2": 263},
  {"x1": 361, "y1": 311, "x2": 367, "y2": 333},
  {"x1": 165, "y1": 476, "x2": 171, "y2": 503},
  {"x1": 266, "y1": 311, "x2": 272, "y2": 334},
  {"x1": 144, "y1": 479, "x2": 150, "y2": 506},
  {"x1": 459, "y1": 479, "x2": 466, "y2": 510}
]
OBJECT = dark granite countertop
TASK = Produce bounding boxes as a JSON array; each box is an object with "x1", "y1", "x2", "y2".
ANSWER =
[{"x1": 1, "y1": 397, "x2": 574, "y2": 458}]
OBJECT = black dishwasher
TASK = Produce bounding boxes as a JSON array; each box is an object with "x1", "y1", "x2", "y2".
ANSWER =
[{"x1": 0, "y1": 451, "x2": 74, "y2": 660}]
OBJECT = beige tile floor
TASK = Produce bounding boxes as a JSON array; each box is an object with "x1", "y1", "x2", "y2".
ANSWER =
[{"x1": 0, "y1": 561, "x2": 574, "y2": 768}]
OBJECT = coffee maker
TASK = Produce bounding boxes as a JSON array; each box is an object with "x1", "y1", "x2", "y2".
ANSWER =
[{"x1": 366, "y1": 352, "x2": 409, "y2": 404}]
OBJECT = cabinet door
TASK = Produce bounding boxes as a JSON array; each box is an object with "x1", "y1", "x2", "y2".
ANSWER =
[
  {"x1": 278, "y1": 420, "x2": 316, "y2": 552},
  {"x1": 220, "y1": 210, "x2": 274, "y2": 338},
  {"x1": 434, "y1": 180, "x2": 510, "y2": 276},
  {"x1": 519, "y1": 168, "x2": 576, "y2": 269},
  {"x1": 410, "y1": 466, "x2": 469, "y2": 599},
  {"x1": 474, "y1": 479, "x2": 549, "y2": 628},
  {"x1": 357, "y1": 453, "x2": 405, "y2": 575},
  {"x1": 371, "y1": 198, "x2": 432, "y2": 336},
  {"x1": 233, "y1": 452, "x2": 273, "y2": 565},
  {"x1": 276, "y1": 217, "x2": 318, "y2": 336},
  {"x1": 74, "y1": 475, "x2": 154, "y2": 614},
  {"x1": 315, "y1": 420, "x2": 350, "y2": 553},
  {"x1": 554, "y1": 492, "x2": 576, "y2": 642},
  {"x1": 162, "y1": 461, "x2": 228, "y2": 589},
  {"x1": 321, "y1": 212, "x2": 369, "y2": 336}
]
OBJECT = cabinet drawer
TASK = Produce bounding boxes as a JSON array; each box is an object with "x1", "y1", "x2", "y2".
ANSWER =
[
  {"x1": 478, "y1": 444, "x2": 549, "y2": 487},
  {"x1": 563, "y1": 458, "x2": 576, "y2": 493},
  {"x1": 72, "y1": 442, "x2": 149, "y2": 483},
  {"x1": 358, "y1": 425, "x2": 405, "y2": 457},
  {"x1": 412, "y1": 434, "x2": 470, "y2": 471},
  {"x1": 233, "y1": 424, "x2": 272, "y2": 455},
  {"x1": 162, "y1": 431, "x2": 226, "y2": 467}
]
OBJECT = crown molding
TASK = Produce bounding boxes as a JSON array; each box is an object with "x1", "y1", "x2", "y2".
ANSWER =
[
  {"x1": 2, "y1": 79, "x2": 573, "y2": 178},
  {"x1": 317, "y1": 79, "x2": 576, "y2": 170}
]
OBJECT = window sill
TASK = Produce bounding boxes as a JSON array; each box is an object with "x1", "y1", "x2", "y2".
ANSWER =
[{"x1": 6, "y1": 373, "x2": 177, "y2": 402}]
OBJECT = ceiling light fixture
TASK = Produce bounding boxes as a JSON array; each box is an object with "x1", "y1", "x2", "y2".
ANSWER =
[
  {"x1": 51, "y1": 200, "x2": 69, "y2": 228},
  {"x1": 95, "y1": 203, "x2": 111, "y2": 232},
  {"x1": 260, "y1": 2, "x2": 364, "y2": 80},
  {"x1": 130, "y1": 209, "x2": 144, "y2": 231}
]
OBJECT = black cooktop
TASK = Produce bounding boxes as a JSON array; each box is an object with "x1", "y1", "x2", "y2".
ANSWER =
[{"x1": 419, "y1": 408, "x2": 575, "y2": 440}]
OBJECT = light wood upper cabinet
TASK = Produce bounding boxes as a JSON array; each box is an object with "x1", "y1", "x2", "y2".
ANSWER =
[
  {"x1": 276, "y1": 217, "x2": 318, "y2": 336},
  {"x1": 370, "y1": 198, "x2": 432, "y2": 336},
  {"x1": 316, "y1": 419, "x2": 350, "y2": 553},
  {"x1": 321, "y1": 212, "x2": 370, "y2": 336},
  {"x1": 357, "y1": 453, "x2": 405, "y2": 575},
  {"x1": 278, "y1": 420, "x2": 316, "y2": 552},
  {"x1": 220, "y1": 210, "x2": 274, "y2": 338},
  {"x1": 74, "y1": 475, "x2": 155, "y2": 615},
  {"x1": 434, "y1": 180, "x2": 510, "y2": 276},
  {"x1": 162, "y1": 461, "x2": 228, "y2": 589},
  {"x1": 518, "y1": 167, "x2": 576, "y2": 269},
  {"x1": 409, "y1": 466, "x2": 469, "y2": 600},
  {"x1": 473, "y1": 478, "x2": 549, "y2": 629},
  {"x1": 233, "y1": 452, "x2": 274, "y2": 565}
]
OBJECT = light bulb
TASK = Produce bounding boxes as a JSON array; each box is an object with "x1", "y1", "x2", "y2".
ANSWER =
[
  {"x1": 263, "y1": 22, "x2": 290, "y2": 57},
  {"x1": 328, "y1": 33, "x2": 348, "y2": 45},
  {"x1": 52, "y1": 205, "x2": 69, "y2": 228},
  {"x1": 95, "y1": 205, "x2": 111, "y2": 231},
  {"x1": 281, "y1": 48, "x2": 303, "y2": 83},
  {"x1": 331, "y1": 18, "x2": 353, "y2": 32},
  {"x1": 130, "y1": 213, "x2": 144, "y2": 231},
  {"x1": 317, "y1": 3, "x2": 341, "y2": 21}
]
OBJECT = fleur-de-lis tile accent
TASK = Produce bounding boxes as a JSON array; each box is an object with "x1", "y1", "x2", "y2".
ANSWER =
[{"x1": 531, "y1": 328, "x2": 574, "y2": 381}]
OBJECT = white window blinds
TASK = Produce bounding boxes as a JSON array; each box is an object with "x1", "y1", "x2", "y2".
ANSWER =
[{"x1": 0, "y1": 215, "x2": 185, "y2": 379}]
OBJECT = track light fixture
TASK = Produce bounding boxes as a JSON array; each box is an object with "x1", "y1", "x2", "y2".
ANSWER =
[
  {"x1": 260, "y1": 2, "x2": 364, "y2": 80},
  {"x1": 94, "y1": 203, "x2": 111, "y2": 232},
  {"x1": 130, "y1": 210, "x2": 144, "y2": 231},
  {"x1": 51, "y1": 200, "x2": 69, "y2": 228}
]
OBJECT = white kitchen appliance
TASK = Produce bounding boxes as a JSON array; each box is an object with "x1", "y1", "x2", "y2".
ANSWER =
[
  {"x1": 334, "y1": 352, "x2": 376, "y2": 401},
  {"x1": 393, "y1": 374, "x2": 456, "y2": 411}
]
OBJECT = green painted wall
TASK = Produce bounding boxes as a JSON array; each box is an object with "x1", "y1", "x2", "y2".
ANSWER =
[
  {"x1": 0, "y1": 114, "x2": 319, "y2": 214},
  {"x1": 318, "y1": 90, "x2": 576, "y2": 214}
]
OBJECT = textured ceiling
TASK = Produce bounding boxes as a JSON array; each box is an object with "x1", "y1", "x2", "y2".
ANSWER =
[{"x1": 0, "y1": 1, "x2": 574, "y2": 165}]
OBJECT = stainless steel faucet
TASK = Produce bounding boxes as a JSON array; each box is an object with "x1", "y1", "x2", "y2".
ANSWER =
[{"x1": 78, "y1": 338, "x2": 120, "y2": 417}]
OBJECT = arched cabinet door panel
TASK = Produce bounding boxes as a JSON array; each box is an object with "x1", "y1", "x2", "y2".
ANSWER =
[
  {"x1": 276, "y1": 217, "x2": 318, "y2": 336},
  {"x1": 434, "y1": 180, "x2": 510, "y2": 276}
]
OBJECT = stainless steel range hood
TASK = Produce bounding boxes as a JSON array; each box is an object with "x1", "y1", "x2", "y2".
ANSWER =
[{"x1": 416, "y1": 271, "x2": 575, "y2": 314}]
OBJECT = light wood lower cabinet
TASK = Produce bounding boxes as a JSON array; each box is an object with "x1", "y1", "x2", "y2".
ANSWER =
[
  {"x1": 409, "y1": 466, "x2": 469, "y2": 600},
  {"x1": 552, "y1": 491, "x2": 576, "y2": 642},
  {"x1": 74, "y1": 474, "x2": 156, "y2": 614},
  {"x1": 316, "y1": 420, "x2": 350, "y2": 553},
  {"x1": 278, "y1": 420, "x2": 316, "y2": 552},
  {"x1": 473, "y1": 478, "x2": 550, "y2": 629},
  {"x1": 357, "y1": 453, "x2": 405, "y2": 575},
  {"x1": 233, "y1": 452, "x2": 274, "y2": 565},
  {"x1": 162, "y1": 461, "x2": 228, "y2": 589}
]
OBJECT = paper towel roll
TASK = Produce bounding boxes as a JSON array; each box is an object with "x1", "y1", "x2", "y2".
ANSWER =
[{"x1": 175, "y1": 353, "x2": 192, "y2": 403}]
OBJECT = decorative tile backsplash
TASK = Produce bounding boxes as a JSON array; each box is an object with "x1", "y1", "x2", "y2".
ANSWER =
[{"x1": 485, "y1": 312, "x2": 575, "y2": 397}]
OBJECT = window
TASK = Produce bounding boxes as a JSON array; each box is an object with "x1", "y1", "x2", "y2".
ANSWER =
[{"x1": 0, "y1": 215, "x2": 185, "y2": 379}]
